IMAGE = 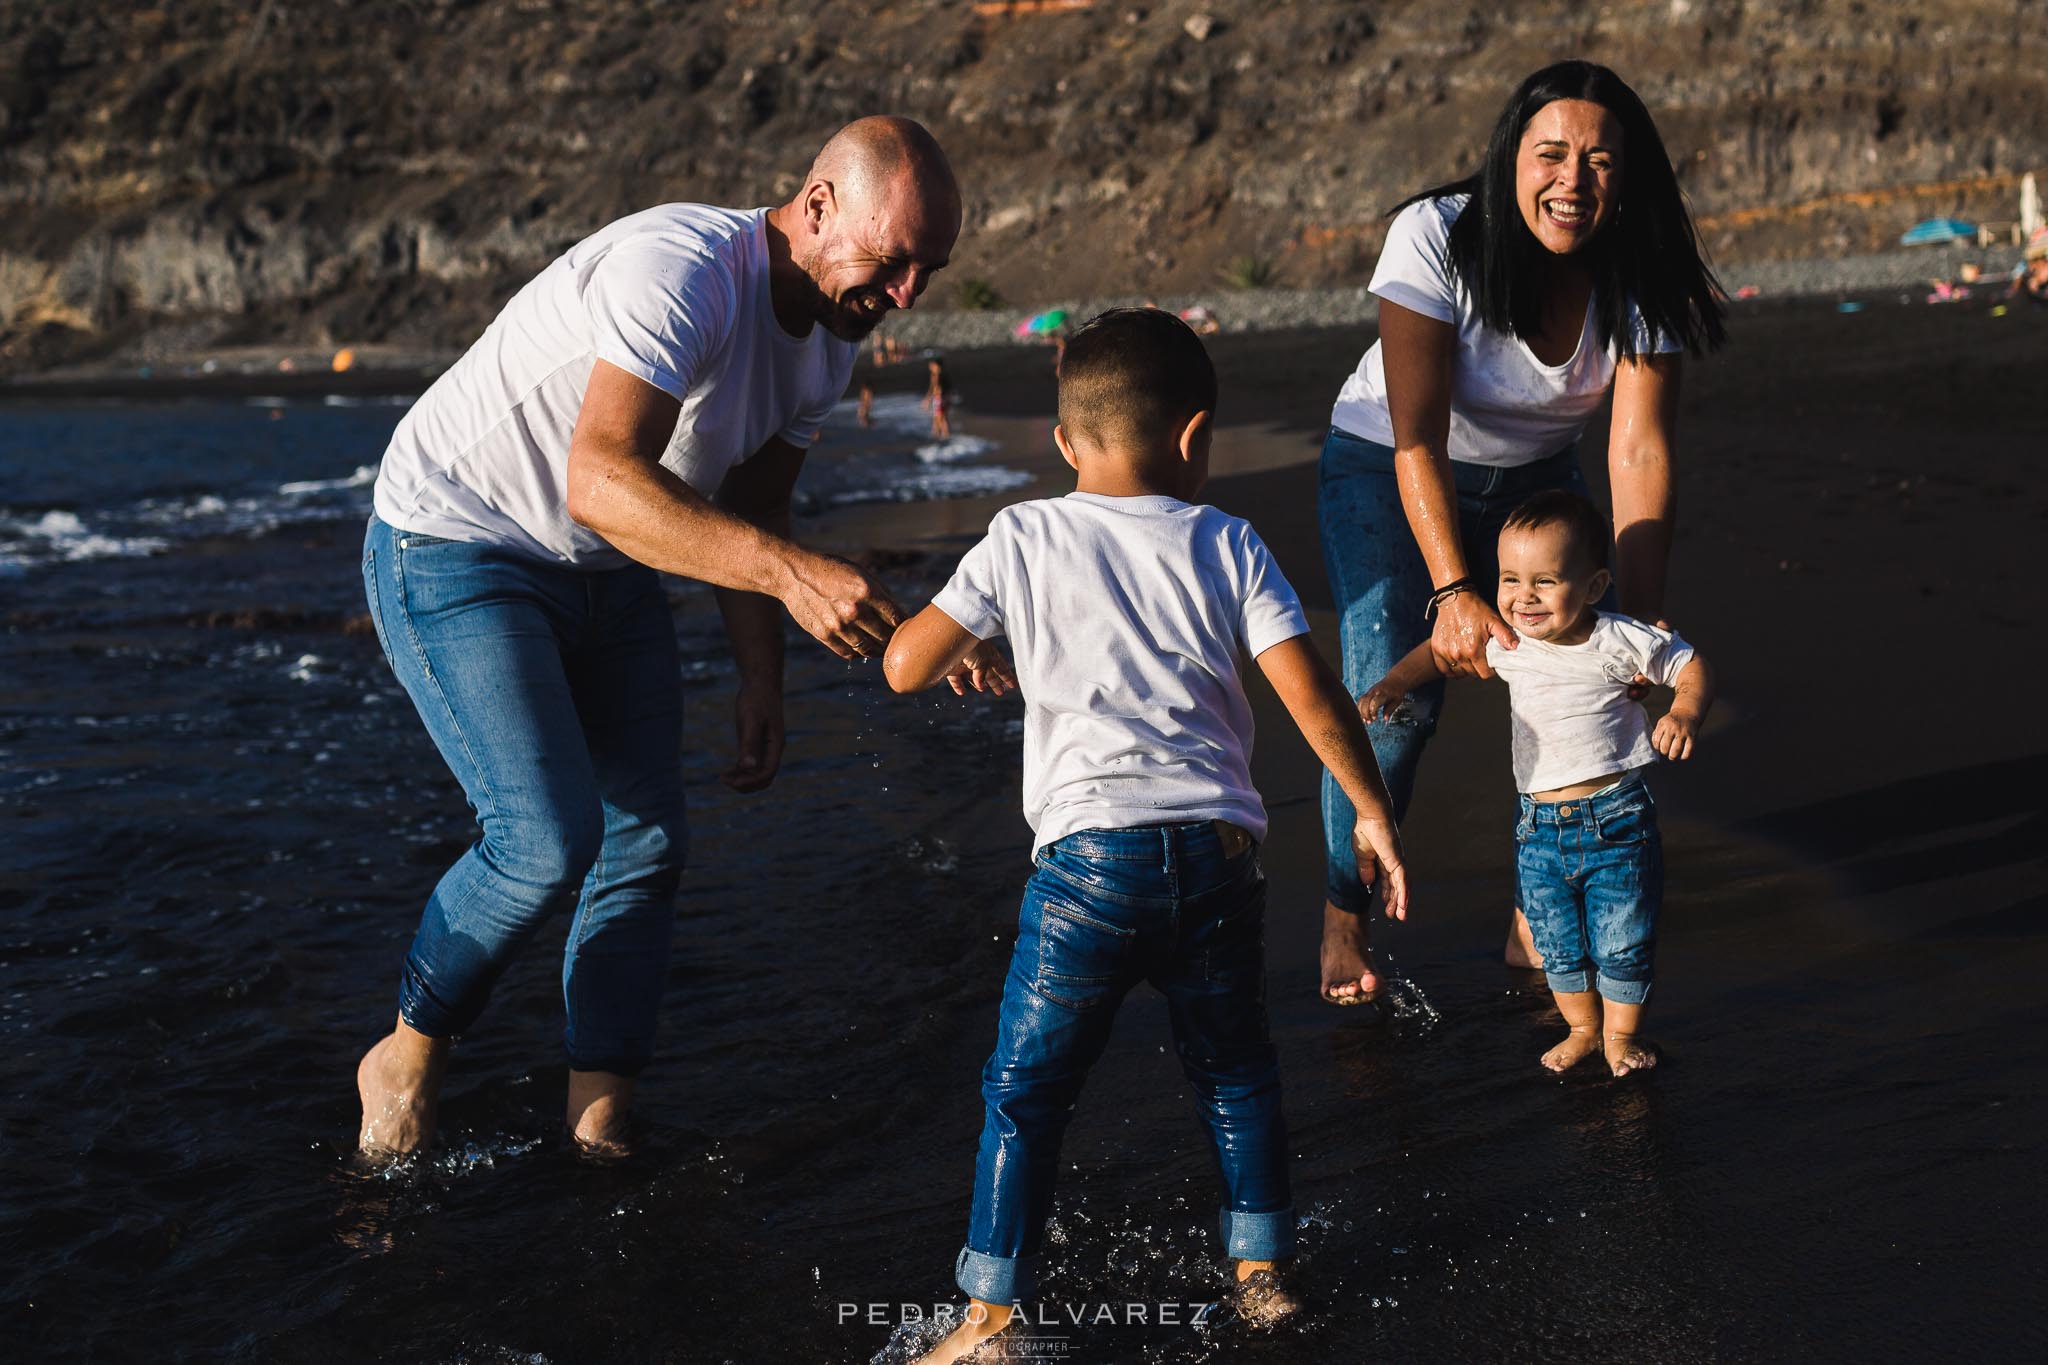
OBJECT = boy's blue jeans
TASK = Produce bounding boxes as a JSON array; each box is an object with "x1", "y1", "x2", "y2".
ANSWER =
[
  {"x1": 957, "y1": 823, "x2": 1295, "y2": 1304},
  {"x1": 361, "y1": 515, "x2": 688, "y2": 1075},
  {"x1": 1514, "y1": 777, "x2": 1661, "y2": 1004},
  {"x1": 1316, "y1": 427, "x2": 1589, "y2": 913}
]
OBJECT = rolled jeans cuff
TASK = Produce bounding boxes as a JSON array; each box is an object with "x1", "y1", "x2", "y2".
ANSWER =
[
  {"x1": 1596, "y1": 974, "x2": 1652, "y2": 1005},
  {"x1": 956, "y1": 1245, "x2": 1033, "y2": 1304},
  {"x1": 1219, "y1": 1206, "x2": 1296, "y2": 1262},
  {"x1": 1544, "y1": 967, "x2": 1592, "y2": 996}
]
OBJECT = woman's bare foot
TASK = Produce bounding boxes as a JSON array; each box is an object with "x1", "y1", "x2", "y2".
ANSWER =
[
  {"x1": 567, "y1": 1069, "x2": 636, "y2": 1159},
  {"x1": 1319, "y1": 900, "x2": 1381, "y2": 1004},
  {"x1": 916, "y1": 1300, "x2": 1014, "y2": 1364},
  {"x1": 1540, "y1": 1025, "x2": 1602, "y2": 1072},
  {"x1": 1504, "y1": 908, "x2": 1544, "y2": 968},
  {"x1": 1232, "y1": 1258, "x2": 1305, "y2": 1329},
  {"x1": 356, "y1": 1016, "x2": 448, "y2": 1158},
  {"x1": 1604, "y1": 1032, "x2": 1659, "y2": 1077}
]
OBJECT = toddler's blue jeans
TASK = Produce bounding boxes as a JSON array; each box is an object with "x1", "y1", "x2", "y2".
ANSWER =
[
  {"x1": 956, "y1": 823, "x2": 1294, "y2": 1304},
  {"x1": 361, "y1": 515, "x2": 688, "y2": 1076},
  {"x1": 1315, "y1": 427, "x2": 1588, "y2": 913},
  {"x1": 1513, "y1": 777, "x2": 1661, "y2": 1004}
]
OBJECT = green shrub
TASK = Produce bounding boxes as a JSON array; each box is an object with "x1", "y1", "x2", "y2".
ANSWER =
[
  {"x1": 1220, "y1": 254, "x2": 1279, "y2": 289},
  {"x1": 957, "y1": 277, "x2": 1003, "y2": 311}
]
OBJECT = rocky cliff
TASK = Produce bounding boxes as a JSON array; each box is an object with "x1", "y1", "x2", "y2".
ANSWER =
[{"x1": 2, "y1": 0, "x2": 2044, "y2": 371}]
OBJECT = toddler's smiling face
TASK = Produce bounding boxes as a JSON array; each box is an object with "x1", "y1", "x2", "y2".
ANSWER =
[{"x1": 1496, "y1": 521, "x2": 1610, "y2": 645}]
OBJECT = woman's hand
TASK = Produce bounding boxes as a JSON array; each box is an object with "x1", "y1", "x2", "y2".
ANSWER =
[{"x1": 1429, "y1": 589, "x2": 1515, "y2": 679}]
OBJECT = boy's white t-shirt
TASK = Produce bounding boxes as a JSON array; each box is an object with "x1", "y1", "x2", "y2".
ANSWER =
[
  {"x1": 373, "y1": 204, "x2": 856, "y2": 568},
  {"x1": 1484, "y1": 611, "x2": 1696, "y2": 793},
  {"x1": 1330, "y1": 194, "x2": 1683, "y2": 467},
  {"x1": 931, "y1": 493, "x2": 1311, "y2": 853}
]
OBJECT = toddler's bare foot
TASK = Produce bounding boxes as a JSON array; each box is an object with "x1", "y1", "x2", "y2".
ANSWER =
[
  {"x1": 915, "y1": 1301, "x2": 1014, "y2": 1364},
  {"x1": 1319, "y1": 900, "x2": 1381, "y2": 1005},
  {"x1": 1504, "y1": 908, "x2": 1544, "y2": 969},
  {"x1": 356, "y1": 1019, "x2": 447, "y2": 1158},
  {"x1": 1232, "y1": 1259, "x2": 1305, "y2": 1330},
  {"x1": 1605, "y1": 1032, "x2": 1659, "y2": 1077},
  {"x1": 1540, "y1": 1026, "x2": 1602, "y2": 1072}
]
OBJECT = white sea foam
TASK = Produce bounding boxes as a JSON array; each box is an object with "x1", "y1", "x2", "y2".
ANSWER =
[
  {"x1": 279, "y1": 465, "x2": 378, "y2": 495},
  {"x1": 914, "y1": 434, "x2": 998, "y2": 464}
]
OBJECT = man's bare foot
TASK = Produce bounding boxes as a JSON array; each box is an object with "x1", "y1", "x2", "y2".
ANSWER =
[
  {"x1": 1504, "y1": 908, "x2": 1544, "y2": 969},
  {"x1": 1319, "y1": 900, "x2": 1381, "y2": 1005},
  {"x1": 1232, "y1": 1258, "x2": 1305, "y2": 1329},
  {"x1": 1540, "y1": 1025, "x2": 1602, "y2": 1072},
  {"x1": 567, "y1": 1069, "x2": 635, "y2": 1159},
  {"x1": 1605, "y1": 1032, "x2": 1659, "y2": 1077},
  {"x1": 916, "y1": 1300, "x2": 1014, "y2": 1364},
  {"x1": 356, "y1": 1016, "x2": 448, "y2": 1158}
]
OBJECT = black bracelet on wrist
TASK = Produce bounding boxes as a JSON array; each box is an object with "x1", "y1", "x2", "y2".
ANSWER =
[{"x1": 1424, "y1": 577, "x2": 1477, "y2": 620}]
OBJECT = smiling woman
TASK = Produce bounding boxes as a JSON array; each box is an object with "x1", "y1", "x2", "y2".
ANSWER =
[{"x1": 1311, "y1": 60, "x2": 1726, "y2": 1005}]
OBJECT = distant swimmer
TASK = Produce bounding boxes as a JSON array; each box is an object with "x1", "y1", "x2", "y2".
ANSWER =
[
  {"x1": 1312, "y1": 60, "x2": 1725, "y2": 1005},
  {"x1": 354, "y1": 117, "x2": 967, "y2": 1161},
  {"x1": 923, "y1": 356, "x2": 952, "y2": 438}
]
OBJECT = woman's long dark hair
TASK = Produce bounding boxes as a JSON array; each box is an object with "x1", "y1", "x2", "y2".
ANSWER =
[{"x1": 1398, "y1": 60, "x2": 1725, "y2": 359}]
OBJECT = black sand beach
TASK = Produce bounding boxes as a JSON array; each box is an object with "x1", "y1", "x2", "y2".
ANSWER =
[{"x1": 4, "y1": 298, "x2": 2045, "y2": 1362}]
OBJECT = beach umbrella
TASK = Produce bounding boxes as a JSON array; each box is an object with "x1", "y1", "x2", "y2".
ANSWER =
[
  {"x1": 1897, "y1": 217, "x2": 1978, "y2": 247},
  {"x1": 1028, "y1": 309, "x2": 1069, "y2": 335}
]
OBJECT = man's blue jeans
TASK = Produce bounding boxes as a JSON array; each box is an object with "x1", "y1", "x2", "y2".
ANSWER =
[
  {"x1": 1316, "y1": 427, "x2": 1588, "y2": 913},
  {"x1": 360, "y1": 515, "x2": 687, "y2": 1076},
  {"x1": 1514, "y1": 777, "x2": 1661, "y2": 1004},
  {"x1": 956, "y1": 823, "x2": 1294, "y2": 1304}
]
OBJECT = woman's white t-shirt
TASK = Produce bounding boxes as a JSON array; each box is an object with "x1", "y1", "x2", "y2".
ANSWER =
[
  {"x1": 1329, "y1": 194, "x2": 1681, "y2": 468},
  {"x1": 373, "y1": 204, "x2": 855, "y2": 568}
]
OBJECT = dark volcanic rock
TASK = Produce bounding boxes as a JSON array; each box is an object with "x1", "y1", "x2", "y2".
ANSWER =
[{"x1": 1, "y1": 0, "x2": 2043, "y2": 371}]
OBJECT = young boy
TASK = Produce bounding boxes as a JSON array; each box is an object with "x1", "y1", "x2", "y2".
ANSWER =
[
  {"x1": 1361, "y1": 490, "x2": 1713, "y2": 1078},
  {"x1": 884, "y1": 309, "x2": 1410, "y2": 1361}
]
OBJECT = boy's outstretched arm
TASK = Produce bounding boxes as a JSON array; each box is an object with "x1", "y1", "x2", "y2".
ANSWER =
[
  {"x1": 1256, "y1": 635, "x2": 1410, "y2": 920},
  {"x1": 1652, "y1": 655, "x2": 1714, "y2": 760},
  {"x1": 883, "y1": 605, "x2": 1016, "y2": 696},
  {"x1": 1358, "y1": 640, "x2": 1446, "y2": 723}
]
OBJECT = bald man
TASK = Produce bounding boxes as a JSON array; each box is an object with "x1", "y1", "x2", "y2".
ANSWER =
[{"x1": 356, "y1": 117, "x2": 971, "y2": 1159}]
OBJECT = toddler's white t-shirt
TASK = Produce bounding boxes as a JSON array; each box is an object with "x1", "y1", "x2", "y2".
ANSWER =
[
  {"x1": 1330, "y1": 194, "x2": 1683, "y2": 467},
  {"x1": 374, "y1": 204, "x2": 855, "y2": 567},
  {"x1": 932, "y1": 493, "x2": 1310, "y2": 853},
  {"x1": 1483, "y1": 612, "x2": 1696, "y2": 793}
]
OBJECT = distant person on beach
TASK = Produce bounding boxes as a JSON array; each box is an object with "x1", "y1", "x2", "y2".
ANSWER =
[
  {"x1": 1315, "y1": 59, "x2": 1725, "y2": 1005},
  {"x1": 924, "y1": 356, "x2": 952, "y2": 438},
  {"x1": 353, "y1": 116, "x2": 978, "y2": 1161},
  {"x1": 2009, "y1": 226, "x2": 2048, "y2": 305},
  {"x1": 1360, "y1": 492, "x2": 1711, "y2": 1075},
  {"x1": 884, "y1": 309, "x2": 1409, "y2": 1361}
]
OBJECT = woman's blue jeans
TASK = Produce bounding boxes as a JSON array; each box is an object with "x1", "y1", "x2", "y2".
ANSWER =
[
  {"x1": 957, "y1": 823, "x2": 1294, "y2": 1304},
  {"x1": 360, "y1": 515, "x2": 687, "y2": 1076},
  {"x1": 1316, "y1": 428, "x2": 1587, "y2": 913}
]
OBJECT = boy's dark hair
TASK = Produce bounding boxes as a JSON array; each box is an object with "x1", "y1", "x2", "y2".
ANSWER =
[
  {"x1": 1056, "y1": 308, "x2": 1217, "y2": 447},
  {"x1": 1503, "y1": 490, "x2": 1610, "y2": 571},
  {"x1": 1395, "y1": 59, "x2": 1726, "y2": 360}
]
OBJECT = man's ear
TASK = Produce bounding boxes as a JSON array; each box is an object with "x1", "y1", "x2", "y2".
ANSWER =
[
  {"x1": 1177, "y1": 409, "x2": 1214, "y2": 464},
  {"x1": 804, "y1": 179, "x2": 836, "y2": 232},
  {"x1": 1052, "y1": 423, "x2": 1081, "y2": 473}
]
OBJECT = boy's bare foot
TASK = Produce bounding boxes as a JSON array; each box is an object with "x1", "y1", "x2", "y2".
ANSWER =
[
  {"x1": 1504, "y1": 908, "x2": 1544, "y2": 969},
  {"x1": 356, "y1": 1016, "x2": 448, "y2": 1158},
  {"x1": 1605, "y1": 1032, "x2": 1659, "y2": 1077},
  {"x1": 567, "y1": 1069, "x2": 635, "y2": 1159},
  {"x1": 1319, "y1": 900, "x2": 1380, "y2": 1004},
  {"x1": 916, "y1": 1301, "x2": 1014, "y2": 1364},
  {"x1": 1540, "y1": 1025, "x2": 1603, "y2": 1072},
  {"x1": 1232, "y1": 1258, "x2": 1305, "y2": 1329}
]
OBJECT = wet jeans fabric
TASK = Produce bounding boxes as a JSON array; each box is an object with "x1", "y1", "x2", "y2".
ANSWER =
[
  {"x1": 1514, "y1": 777, "x2": 1661, "y2": 1004},
  {"x1": 957, "y1": 823, "x2": 1294, "y2": 1304},
  {"x1": 360, "y1": 515, "x2": 687, "y2": 1076},
  {"x1": 1316, "y1": 428, "x2": 1588, "y2": 913}
]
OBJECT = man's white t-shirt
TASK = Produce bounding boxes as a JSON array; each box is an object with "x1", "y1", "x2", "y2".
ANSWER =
[
  {"x1": 1483, "y1": 612, "x2": 1696, "y2": 793},
  {"x1": 1330, "y1": 194, "x2": 1683, "y2": 467},
  {"x1": 373, "y1": 204, "x2": 856, "y2": 568},
  {"x1": 931, "y1": 493, "x2": 1311, "y2": 853}
]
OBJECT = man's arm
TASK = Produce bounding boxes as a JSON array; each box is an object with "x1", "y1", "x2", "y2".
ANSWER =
[
  {"x1": 710, "y1": 438, "x2": 806, "y2": 792},
  {"x1": 1255, "y1": 635, "x2": 1410, "y2": 919},
  {"x1": 564, "y1": 360, "x2": 901, "y2": 657},
  {"x1": 1651, "y1": 655, "x2": 1714, "y2": 761}
]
